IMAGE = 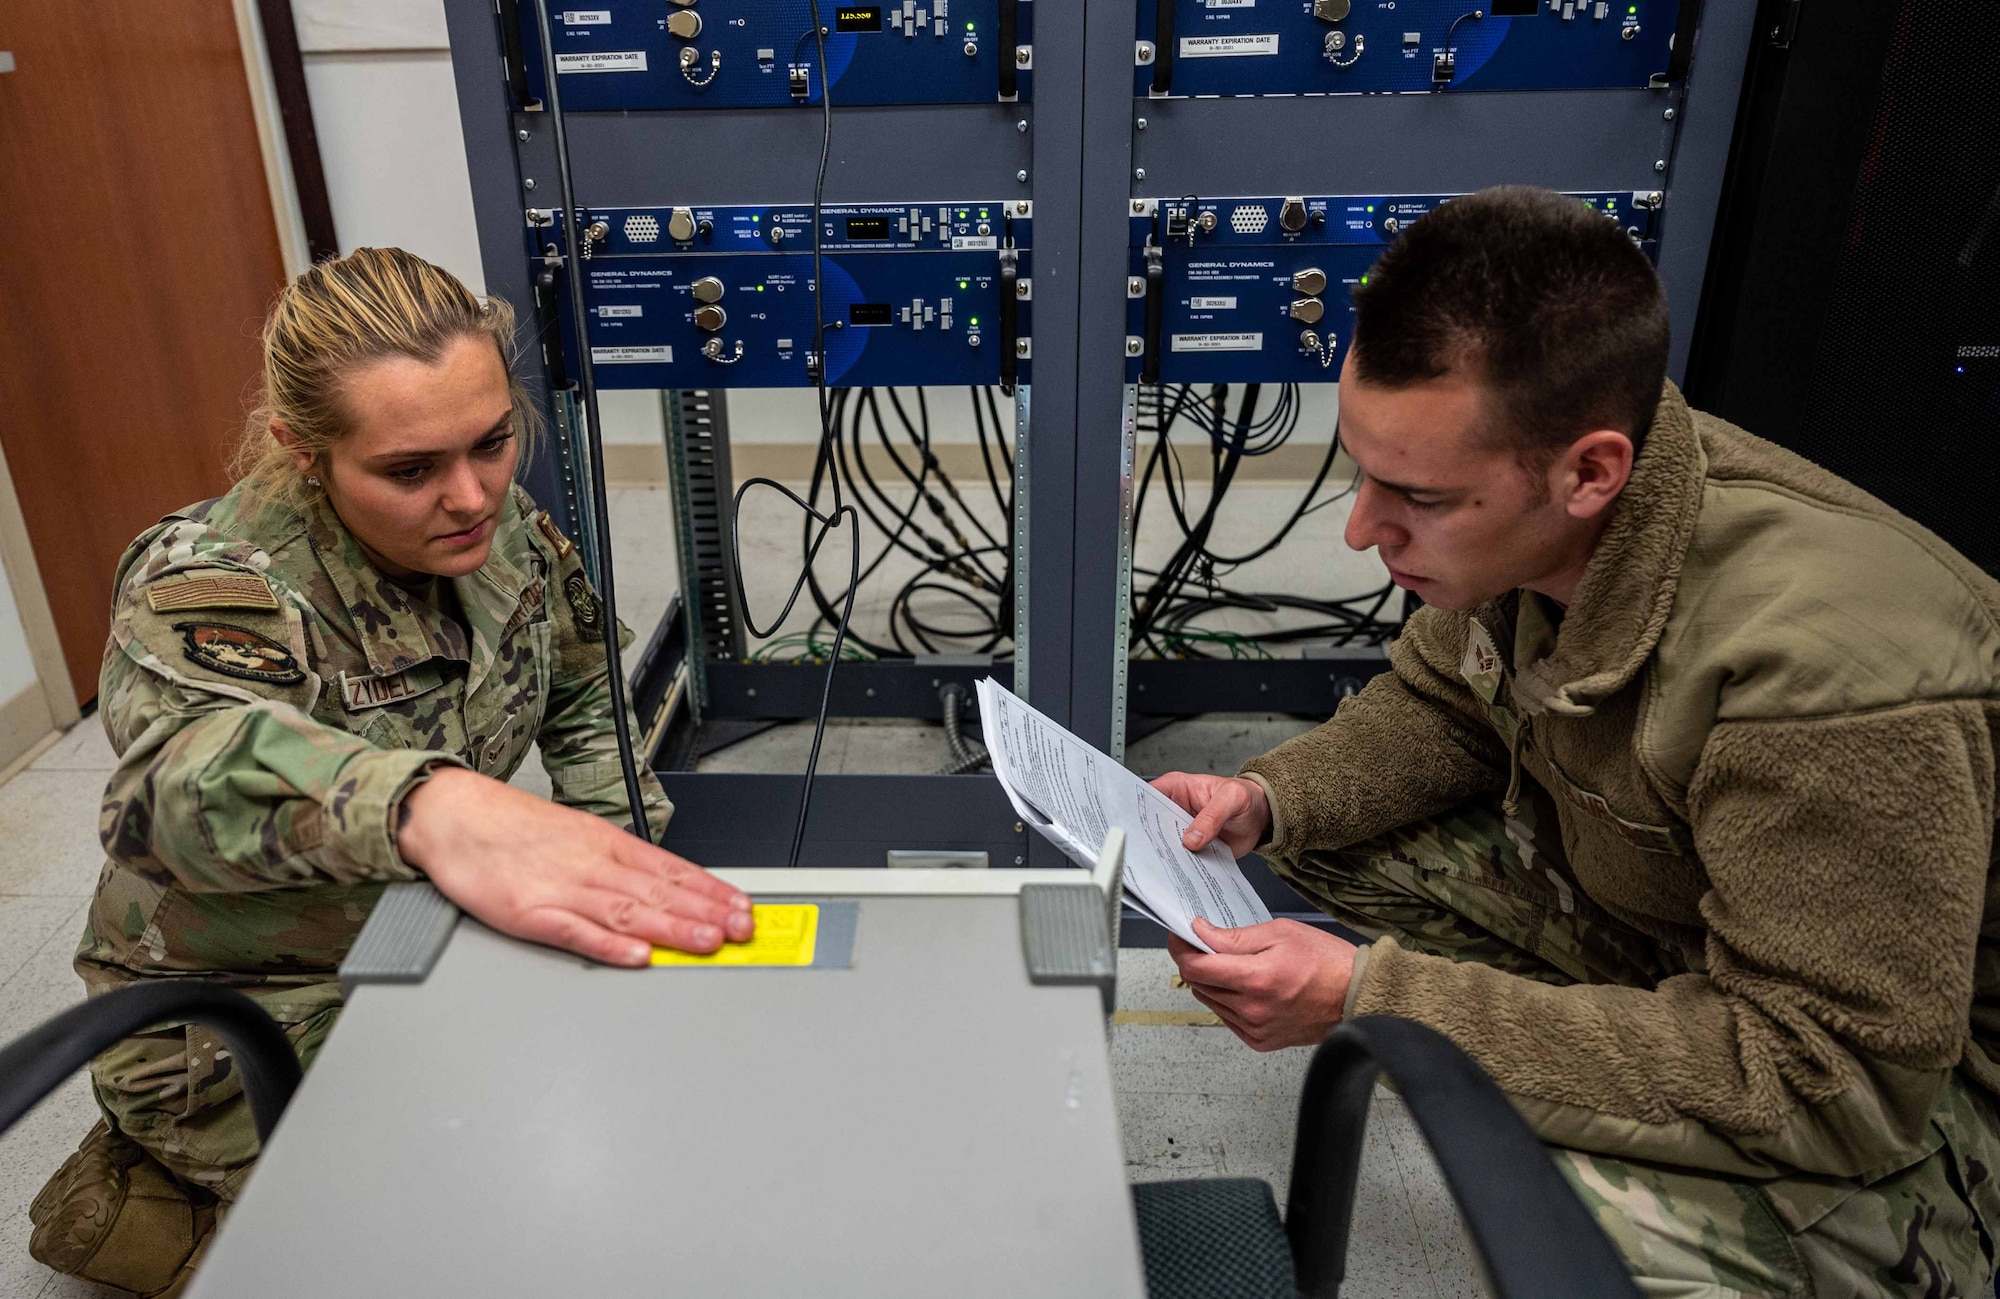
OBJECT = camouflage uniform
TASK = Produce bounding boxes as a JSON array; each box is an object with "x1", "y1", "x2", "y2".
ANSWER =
[
  {"x1": 1309, "y1": 792, "x2": 2000, "y2": 1296},
  {"x1": 54, "y1": 480, "x2": 668, "y2": 1213}
]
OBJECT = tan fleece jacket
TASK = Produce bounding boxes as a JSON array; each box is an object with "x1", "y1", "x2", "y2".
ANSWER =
[{"x1": 1243, "y1": 384, "x2": 2000, "y2": 1181}]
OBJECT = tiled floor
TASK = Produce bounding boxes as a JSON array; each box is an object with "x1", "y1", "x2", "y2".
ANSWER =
[{"x1": 0, "y1": 485, "x2": 1479, "y2": 1297}]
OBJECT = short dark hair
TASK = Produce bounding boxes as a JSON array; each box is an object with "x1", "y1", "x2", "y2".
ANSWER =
[{"x1": 1348, "y1": 186, "x2": 1669, "y2": 457}]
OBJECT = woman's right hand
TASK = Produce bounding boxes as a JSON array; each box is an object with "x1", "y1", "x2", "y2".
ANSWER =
[
  {"x1": 397, "y1": 767, "x2": 753, "y2": 967},
  {"x1": 1149, "y1": 772, "x2": 1273, "y2": 859}
]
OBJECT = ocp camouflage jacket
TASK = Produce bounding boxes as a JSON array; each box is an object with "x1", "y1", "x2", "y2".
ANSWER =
[
  {"x1": 1243, "y1": 383, "x2": 2000, "y2": 1183},
  {"x1": 77, "y1": 481, "x2": 671, "y2": 1028}
]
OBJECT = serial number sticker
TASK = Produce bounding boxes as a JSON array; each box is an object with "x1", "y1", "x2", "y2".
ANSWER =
[
  {"x1": 555, "y1": 50, "x2": 648, "y2": 73},
  {"x1": 952, "y1": 235, "x2": 999, "y2": 250},
  {"x1": 561, "y1": 9, "x2": 612, "y2": 22},
  {"x1": 1179, "y1": 34, "x2": 1279, "y2": 56},
  {"x1": 596, "y1": 304, "x2": 642, "y2": 318},
  {"x1": 591, "y1": 345, "x2": 672, "y2": 363},
  {"x1": 1172, "y1": 332, "x2": 1264, "y2": 352},
  {"x1": 1188, "y1": 296, "x2": 1238, "y2": 310}
]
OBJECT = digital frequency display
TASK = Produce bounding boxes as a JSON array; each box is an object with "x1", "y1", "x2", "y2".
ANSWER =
[
  {"x1": 845, "y1": 215, "x2": 892, "y2": 240},
  {"x1": 835, "y1": 6, "x2": 884, "y2": 32},
  {"x1": 848, "y1": 302, "x2": 894, "y2": 326}
]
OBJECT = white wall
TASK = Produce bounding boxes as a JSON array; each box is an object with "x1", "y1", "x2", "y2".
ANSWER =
[
  {"x1": 0, "y1": 564, "x2": 38, "y2": 705},
  {"x1": 0, "y1": 432, "x2": 65, "y2": 753}
]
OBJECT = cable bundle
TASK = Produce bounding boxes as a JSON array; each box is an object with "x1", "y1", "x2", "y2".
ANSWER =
[
  {"x1": 757, "y1": 380, "x2": 1398, "y2": 665},
  {"x1": 1130, "y1": 382, "x2": 1401, "y2": 658},
  {"x1": 777, "y1": 385, "x2": 1017, "y2": 660}
]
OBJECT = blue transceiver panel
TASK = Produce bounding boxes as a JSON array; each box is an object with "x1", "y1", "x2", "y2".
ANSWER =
[
  {"x1": 1124, "y1": 193, "x2": 1658, "y2": 384},
  {"x1": 519, "y1": 0, "x2": 1031, "y2": 109},
  {"x1": 1134, "y1": 0, "x2": 1680, "y2": 98},
  {"x1": 537, "y1": 202, "x2": 1032, "y2": 388}
]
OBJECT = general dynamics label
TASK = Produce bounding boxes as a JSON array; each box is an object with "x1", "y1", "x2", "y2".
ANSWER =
[
  {"x1": 556, "y1": 51, "x2": 647, "y2": 73},
  {"x1": 592, "y1": 345, "x2": 672, "y2": 363},
  {"x1": 1180, "y1": 35, "x2": 1279, "y2": 57},
  {"x1": 1171, "y1": 333, "x2": 1263, "y2": 352}
]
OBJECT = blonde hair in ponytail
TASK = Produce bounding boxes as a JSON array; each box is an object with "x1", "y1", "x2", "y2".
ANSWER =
[{"x1": 235, "y1": 247, "x2": 541, "y2": 509}]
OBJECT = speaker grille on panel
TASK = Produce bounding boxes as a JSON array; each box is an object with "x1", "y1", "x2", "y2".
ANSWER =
[
  {"x1": 1791, "y1": 1, "x2": 2000, "y2": 574},
  {"x1": 624, "y1": 214, "x2": 660, "y2": 243},
  {"x1": 1229, "y1": 204, "x2": 1269, "y2": 235}
]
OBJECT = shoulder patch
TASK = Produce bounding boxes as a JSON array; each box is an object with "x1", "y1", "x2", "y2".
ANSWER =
[
  {"x1": 563, "y1": 572, "x2": 605, "y2": 643},
  {"x1": 173, "y1": 622, "x2": 306, "y2": 685},
  {"x1": 537, "y1": 512, "x2": 575, "y2": 559},
  {"x1": 145, "y1": 570, "x2": 280, "y2": 614}
]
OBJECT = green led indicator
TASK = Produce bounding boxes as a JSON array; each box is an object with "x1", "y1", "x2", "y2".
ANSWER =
[
  {"x1": 979, "y1": 208, "x2": 989, "y2": 218},
  {"x1": 958, "y1": 279, "x2": 969, "y2": 288},
  {"x1": 758, "y1": 285, "x2": 765, "y2": 291},
  {"x1": 970, "y1": 317, "x2": 980, "y2": 326},
  {"x1": 1360, "y1": 275, "x2": 1369, "y2": 284},
  {"x1": 752, "y1": 214, "x2": 760, "y2": 222},
  {"x1": 966, "y1": 20, "x2": 975, "y2": 29},
  {"x1": 1627, "y1": 5, "x2": 1635, "y2": 11},
  {"x1": 1366, "y1": 205, "x2": 1375, "y2": 213},
  {"x1": 957, "y1": 209, "x2": 968, "y2": 218}
]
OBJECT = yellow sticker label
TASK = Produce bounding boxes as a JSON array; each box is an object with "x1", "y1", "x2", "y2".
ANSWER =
[{"x1": 650, "y1": 903, "x2": 818, "y2": 967}]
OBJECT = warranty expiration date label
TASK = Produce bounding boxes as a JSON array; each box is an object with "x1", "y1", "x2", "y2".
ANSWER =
[
  {"x1": 1171, "y1": 332, "x2": 1264, "y2": 352},
  {"x1": 652, "y1": 904, "x2": 819, "y2": 967},
  {"x1": 1179, "y1": 35, "x2": 1279, "y2": 57},
  {"x1": 556, "y1": 51, "x2": 648, "y2": 73}
]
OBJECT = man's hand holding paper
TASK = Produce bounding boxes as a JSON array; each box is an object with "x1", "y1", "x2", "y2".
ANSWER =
[{"x1": 974, "y1": 680, "x2": 1271, "y2": 951}]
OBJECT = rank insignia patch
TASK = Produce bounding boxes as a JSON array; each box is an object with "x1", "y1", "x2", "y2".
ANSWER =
[
  {"x1": 564, "y1": 572, "x2": 604, "y2": 643},
  {"x1": 537, "y1": 511, "x2": 575, "y2": 559},
  {"x1": 173, "y1": 622, "x2": 307, "y2": 685}
]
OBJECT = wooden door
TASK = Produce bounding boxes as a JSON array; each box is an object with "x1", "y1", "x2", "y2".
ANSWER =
[{"x1": 0, "y1": 4, "x2": 287, "y2": 705}]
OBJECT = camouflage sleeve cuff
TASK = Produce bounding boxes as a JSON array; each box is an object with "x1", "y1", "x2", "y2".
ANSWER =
[
  {"x1": 1239, "y1": 770, "x2": 1289, "y2": 857},
  {"x1": 341, "y1": 749, "x2": 471, "y2": 881}
]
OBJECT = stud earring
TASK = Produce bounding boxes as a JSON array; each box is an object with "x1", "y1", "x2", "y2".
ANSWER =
[{"x1": 305, "y1": 475, "x2": 321, "y2": 488}]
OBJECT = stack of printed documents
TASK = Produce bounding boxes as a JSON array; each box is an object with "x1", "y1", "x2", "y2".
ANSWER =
[{"x1": 975, "y1": 679, "x2": 1271, "y2": 953}]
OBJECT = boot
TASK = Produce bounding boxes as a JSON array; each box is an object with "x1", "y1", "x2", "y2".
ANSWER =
[{"x1": 29, "y1": 1120, "x2": 217, "y2": 1296}]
